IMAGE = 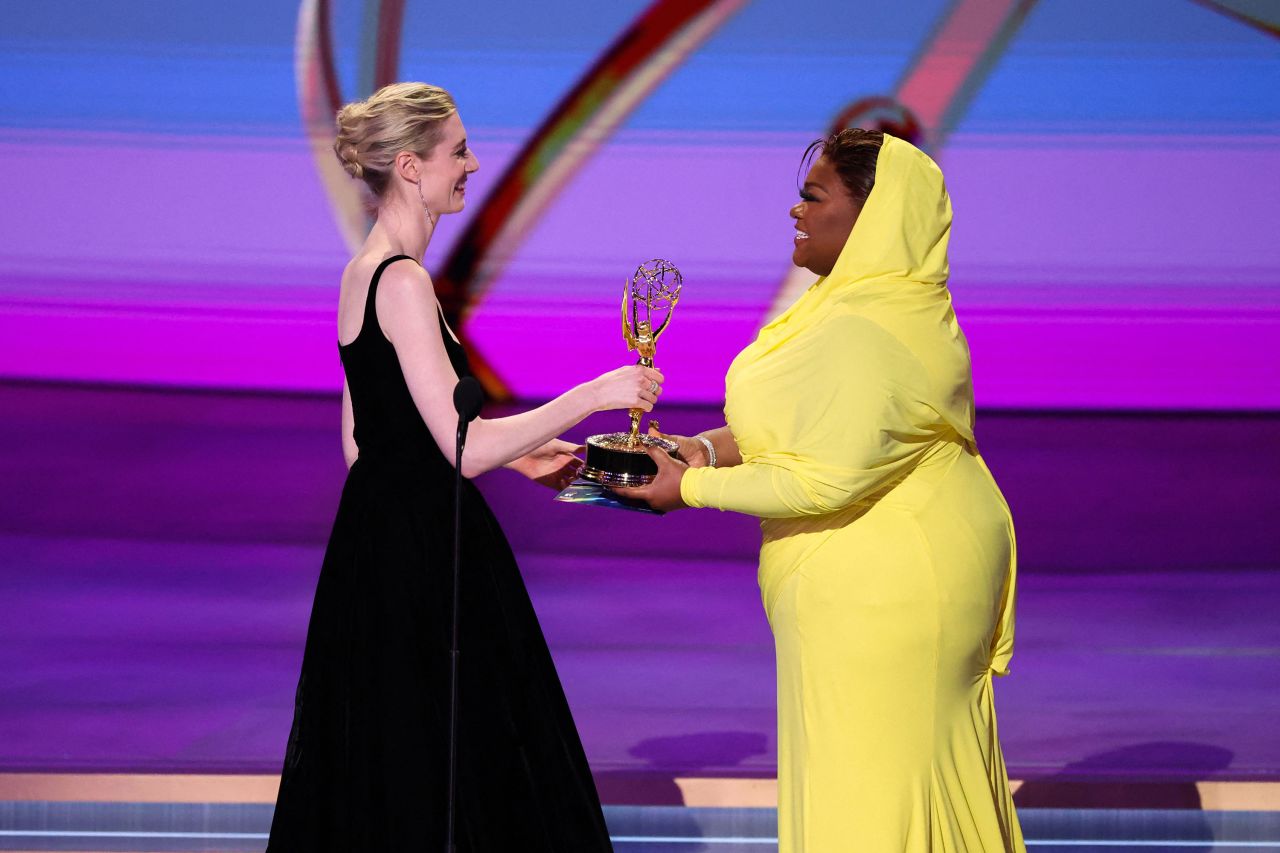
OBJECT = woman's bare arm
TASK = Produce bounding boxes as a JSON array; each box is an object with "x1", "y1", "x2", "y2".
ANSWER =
[
  {"x1": 375, "y1": 262, "x2": 660, "y2": 478},
  {"x1": 659, "y1": 424, "x2": 742, "y2": 469},
  {"x1": 699, "y1": 425, "x2": 742, "y2": 468}
]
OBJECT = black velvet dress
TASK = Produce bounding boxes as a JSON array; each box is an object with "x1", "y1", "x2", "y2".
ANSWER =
[{"x1": 267, "y1": 255, "x2": 612, "y2": 851}]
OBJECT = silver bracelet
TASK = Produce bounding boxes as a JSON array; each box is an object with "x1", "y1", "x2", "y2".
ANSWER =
[{"x1": 693, "y1": 434, "x2": 717, "y2": 468}]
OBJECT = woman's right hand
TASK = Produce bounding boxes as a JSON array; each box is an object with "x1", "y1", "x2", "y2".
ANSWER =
[{"x1": 589, "y1": 364, "x2": 664, "y2": 413}]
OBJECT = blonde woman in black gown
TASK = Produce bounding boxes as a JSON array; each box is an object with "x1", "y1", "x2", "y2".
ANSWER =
[{"x1": 267, "y1": 82, "x2": 660, "y2": 852}]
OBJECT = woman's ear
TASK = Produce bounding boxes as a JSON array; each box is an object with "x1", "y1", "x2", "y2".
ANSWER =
[{"x1": 394, "y1": 151, "x2": 420, "y2": 185}]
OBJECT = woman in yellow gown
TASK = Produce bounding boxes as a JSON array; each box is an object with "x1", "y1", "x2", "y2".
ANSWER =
[{"x1": 618, "y1": 131, "x2": 1024, "y2": 852}]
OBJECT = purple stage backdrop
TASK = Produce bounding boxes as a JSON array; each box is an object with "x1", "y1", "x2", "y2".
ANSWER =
[{"x1": 1, "y1": 0, "x2": 1277, "y2": 408}]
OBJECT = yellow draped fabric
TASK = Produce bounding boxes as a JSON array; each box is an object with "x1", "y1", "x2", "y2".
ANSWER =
[{"x1": 681, "y1": 135, "x2": 1023, "y2": 852}]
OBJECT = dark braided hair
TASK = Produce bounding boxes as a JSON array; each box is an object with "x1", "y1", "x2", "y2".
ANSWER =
[{"x1": 798, "y1": 128, "x2": 884, "y2": 207}]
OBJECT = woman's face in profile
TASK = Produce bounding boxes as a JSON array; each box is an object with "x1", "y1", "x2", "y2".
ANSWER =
[
  {"x1": 790, "y1": 156, "x2": 862, "y2": 277},
  {"x1": 421, "y1": 112, "x2": 480, "y2": 215}
]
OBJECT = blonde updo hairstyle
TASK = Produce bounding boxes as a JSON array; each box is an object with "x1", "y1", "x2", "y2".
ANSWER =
[{"x1": 334, "y1": 82, "x2": 457, "y2": 198}]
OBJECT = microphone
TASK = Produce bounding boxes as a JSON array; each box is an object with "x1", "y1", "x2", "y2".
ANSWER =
[{"x1": 453, "y1": 376, "x2": 484, "y2": 447}]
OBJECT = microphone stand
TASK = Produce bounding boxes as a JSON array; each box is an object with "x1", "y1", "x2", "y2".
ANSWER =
[
  {"x1": 446, "y1": 377, "x2": 480, "y2": 853},
  {"x1": 446, "y1": 416, "x2": 464, "y2": 853}
]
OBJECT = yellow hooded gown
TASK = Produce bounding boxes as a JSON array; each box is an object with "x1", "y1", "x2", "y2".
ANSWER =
[{"x1": 680, "y1": 135, "x2": 1023, "y2": 852}]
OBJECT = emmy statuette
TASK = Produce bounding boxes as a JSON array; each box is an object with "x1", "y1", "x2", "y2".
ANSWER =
[{"x1": 579, "y1": 259, "x2": 683, "y2": 487}]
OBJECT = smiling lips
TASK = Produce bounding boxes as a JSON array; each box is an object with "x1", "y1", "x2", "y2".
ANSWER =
[{"x1": 794, "y1": 229, "x2": 809, "y2": 243}]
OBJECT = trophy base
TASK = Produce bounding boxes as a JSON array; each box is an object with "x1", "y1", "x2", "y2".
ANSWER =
[{"x1": 580, "y1": 432, "x2": 678, "y2": 487}]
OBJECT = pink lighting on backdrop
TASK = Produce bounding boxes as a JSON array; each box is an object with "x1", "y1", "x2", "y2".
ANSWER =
[{"x1": 0, "y1": 129, "x2": 1277, "y2": 408}]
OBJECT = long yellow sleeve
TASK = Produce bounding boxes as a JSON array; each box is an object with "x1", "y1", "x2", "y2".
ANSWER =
[{"x1": 681, "y1": 311, "x2": 941, "y2": 518}]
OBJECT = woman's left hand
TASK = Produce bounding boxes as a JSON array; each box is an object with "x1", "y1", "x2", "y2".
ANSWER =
[
  {"x1": 512, "y1": 439, "x2": 585, "y2": 491},
  {"x1": 611, "y1": 444, "x2": 689, "y2": 513}
]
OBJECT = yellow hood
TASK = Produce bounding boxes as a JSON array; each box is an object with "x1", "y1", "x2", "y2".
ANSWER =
[{"x1": 755, "y1": 133, "x2": 974, "y2": 445}]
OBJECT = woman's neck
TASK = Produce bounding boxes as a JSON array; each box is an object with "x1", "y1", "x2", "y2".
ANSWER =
[{"x1": 370, "y1": 197, "x2": 434, "y2": 261}]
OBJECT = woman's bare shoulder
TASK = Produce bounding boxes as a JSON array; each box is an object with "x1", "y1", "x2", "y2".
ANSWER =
[
  {"x1": 375, "y1": 255, "x2": 430, "y2": 287},
  {"x1": 374, "y1": 259, "x2": 445, "y2": 350},
  {"x1": 339, "y1": 254, "x2": 429, "y2": 342},
  {"x1": 341, "y1": 252, "x2": 420, "y2": 288}
]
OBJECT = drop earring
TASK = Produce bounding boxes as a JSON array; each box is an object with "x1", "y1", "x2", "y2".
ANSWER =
[{"x1": 416, "y1": 179, "x2": 433, "y2": 227}]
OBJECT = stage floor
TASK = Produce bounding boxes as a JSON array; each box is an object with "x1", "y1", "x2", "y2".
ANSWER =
[{"x1": 1, "y1": 381, "x2": 1278, "y2": 806}]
